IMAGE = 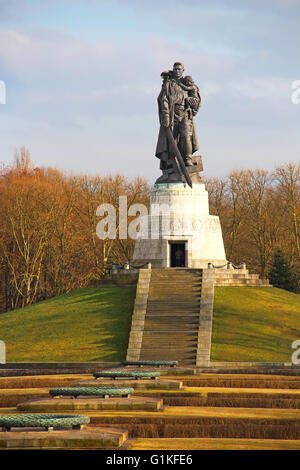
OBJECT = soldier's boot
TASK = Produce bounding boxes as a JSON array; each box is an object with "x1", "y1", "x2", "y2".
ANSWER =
[
  {"x1": 184, "y1": 155, "x2": 194, "y2": 167},
  {"x1": 155, "y1": 170, "x2": 169, "y2": 183}
]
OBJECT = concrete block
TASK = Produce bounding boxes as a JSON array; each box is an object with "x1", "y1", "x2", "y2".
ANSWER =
[
  {"x1": 198, "y1": 314, "x2": 213, "y2": 322},
  {"x1": 196, "y1": 340, "x2": 211, "y2": 349},
  {"x1": 0, "y1": 341, "x2": 5, "y2": 364},
  {"x1": 131, "y1": 313, "x2": 146, "y2": 322},
  {"x1": 128, "y1": 332, "x2": 143, "y2": 341}
]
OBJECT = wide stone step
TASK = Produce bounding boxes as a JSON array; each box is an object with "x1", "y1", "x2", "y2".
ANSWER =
[
  {"x1": 144, "y1": 321, "x2": 199, "y2": 331},
  {"x1": 147, "y1": 301, "x2": 200, "y2": 306},
  {"x1": 141, "y1": 340, "x2": 198, "y2": 349},
  {"x1": 150, "y1": 280, "x2": 200, "y2": 285},
  {"x1": 144, "y1": 316, "x2": 199, "y2": 323},
  {"x1": 0, "y1": 426, "x2": 128, "y2": 449},
  {"x1": 149, "y1": 298, "x2": 199, "y2": 302},
  {"x1": 90, "y1": 407, "x2": 300, "y2": 439},
  {"x1": 142, "y1": 341, "x2": 197, "y2": 346},
  {"x1": 150, "y1": 276, "x2": 201, "y2": 281},
  {"x1": 149, "y1": 287, "x2": 202, "y2": 293},
  {"x1": 144, "y1": 318, "x2": 199, "y2": 326},
  {"x1": 146, "y1": 310, "x2": 200, "y2": 315},
  {"x1": 139, "y1": 348, "x2": 197, "y2": 355},
  {"x1": 145, "y1": 311, "x2": 200, "y2": 316},
  {"x1": 142, "y1": 333, "x2": 198, "y2": 340},
  {"x1": 147, "y1": 300, "x2": 200, "y2": 313},
  {"x1": 150, "y1": 275, "x2": 202, "y2": 279},
  {"x1": 17, "y1": 396, "x2": 164, "y2": 412},
  {"x1": 127, "y1": 267, "x2": 207, "y2": 369},
  {"x1": 142, "y1": 330, "x2": 198, "y2": 336},
  {"x1": 151, "y1": 280, "x2": 201, "y2": 282},
  {"x1": 181, "y1": 374, "x2": 300, "y2": 389},
  {"x1": 73, "y1": 378, "x2": 183, "y2": 390},
  {"x1": 152, "y1": 269, "x2": 202, "y2": 274},
  {"x1": 149, "y1": 285, "x2": 201, "y2": 289},
  {"x1": 146, "y1": 307, "x2": 200, "y2": 313},
  {"x1": 148, "y1": 293, "x2": 201, "y2": 298},
  {"x1": 139, "y1": 351, "x2": 197, "y2": 363}
]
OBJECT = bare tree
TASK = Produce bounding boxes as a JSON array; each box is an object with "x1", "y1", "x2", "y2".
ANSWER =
[{"x1": 274, "y1": 163, "x2": 300, "y2": 262}]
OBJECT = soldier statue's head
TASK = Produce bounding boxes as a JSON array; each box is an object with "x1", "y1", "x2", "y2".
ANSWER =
[{"x1": 173, "y1": 62, "x2": 184, "y2": 79}]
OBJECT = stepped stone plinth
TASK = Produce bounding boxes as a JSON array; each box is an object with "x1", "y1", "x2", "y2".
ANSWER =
[
  {"x1": 132, "y1": 183, "x2": 227, "y2": 269},
  {"x1": 17, "y1": 396, "x2": 163, "y2": 412},
  {"x1": 127, "y1": 179, "x2": 269, "y2": 372},
  {"x1": 0, "y1": 426, "x2": 127, "y2": 449},
  {"x1": 72, "y1": 378, "x2": 183, "y2": 390}
]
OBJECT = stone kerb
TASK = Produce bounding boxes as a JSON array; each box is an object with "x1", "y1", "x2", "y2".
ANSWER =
[
  {"x1": 126, "y1": 268, "x2": 152, "y2": 361},
  {"x1": 196, "y1": 269, "x2": 214, "y2": 368},
  {"x1": 0, "y1": 341, "x2": 5, "y2": 364}
]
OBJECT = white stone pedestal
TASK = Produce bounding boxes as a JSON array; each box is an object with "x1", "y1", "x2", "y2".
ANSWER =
[{"x1": 131, "y1": 182, "x2": 227, "y2": 268}]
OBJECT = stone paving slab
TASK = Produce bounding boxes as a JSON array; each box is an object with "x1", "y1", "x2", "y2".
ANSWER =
[
  {"x1": 3, "y1": 406, "x2": 300, "y2": 423},
  {"x1": 0, "y1": 374, "x2": 88, "y2": 389},
  {"x1": 121, "y1": 367, "x2": 197, "y2": 376},
  {"x1": 16, "y1": 396, "x2": 164, "y2": 412},
  {"x1": 72, "y1": 378, "x2": 183, "y2": 390},
  {"x1": 0, "y1": 425, "x2": 127, "y2": 449},
  {"x1": 163, "y1": 368, "x2": 197, "y2": 376}
]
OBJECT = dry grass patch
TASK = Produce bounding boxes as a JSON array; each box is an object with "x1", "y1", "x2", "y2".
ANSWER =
[
  {"x1": 135, "y1": 386, "x2": 300, "y2": 396},
  {"x1": 129, "y1": 438, "x2": 300, "y2": 450},
  {"x1": 180, "y1": 374, "x2": 300, "y2": 389},
  {"x1": 77, "y1": 405, "x2": 300, "y2": 422},
  {"x1": 0, "y1": 388, "x2": 49, "y2": 407},
  {"x1": 163, "y1": 396, "x2": 300, "y2": 408},
  {"x1": 0, "y1": 374, "x2": 89, "y2": 389}
]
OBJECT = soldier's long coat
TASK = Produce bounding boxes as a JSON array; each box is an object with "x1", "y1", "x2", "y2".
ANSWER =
[{"x1": 155, "y1": 78, "x2": 200, "y2": 161}]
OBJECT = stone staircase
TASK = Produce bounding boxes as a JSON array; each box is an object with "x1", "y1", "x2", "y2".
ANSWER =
[
  {"x1": 214, "y1": 267, "x2": 270, "y2": 286},
  {"x1": 140, "y1": 269, "x2": 201, "y2": 366},
  {"x1": 127, "y1": 268, "x2": 215, "y2": 367}
]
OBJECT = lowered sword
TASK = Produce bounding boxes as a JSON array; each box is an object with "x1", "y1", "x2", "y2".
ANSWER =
[{"x1": 165, "y1": 127, "x2": 193, "y2": 188}]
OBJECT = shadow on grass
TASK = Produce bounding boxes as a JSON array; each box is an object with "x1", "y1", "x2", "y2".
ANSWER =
[{"x1": 82, "y1": 287, "x2": 136, "y2": 361}]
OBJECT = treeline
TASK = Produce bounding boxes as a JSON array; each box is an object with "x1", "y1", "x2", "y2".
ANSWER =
[
  {"x1": 0, "y1": 148, "x2": 299, "y2": 312},
  {"x1": 204, "y1": 163, "x2": 300, "y2": 282},
  {"x1": 0, "y1": 148, "x2": 150, "y2": 311}
]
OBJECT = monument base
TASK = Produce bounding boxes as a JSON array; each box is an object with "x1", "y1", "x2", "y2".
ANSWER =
[{"x1": 131, "y1": 182, "x2": 227, "y2": 269}]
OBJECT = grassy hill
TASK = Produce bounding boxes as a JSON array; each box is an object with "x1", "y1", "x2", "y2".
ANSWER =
[
  {"x1": 0, "y1": 285, "x2": 299, "y2": 362},
  {"x1": 211, "y1": 287, "x2": 300, "y2": 362},
  {"x1": 0, "y1": 286, "x2": 136, "y2": 362}
]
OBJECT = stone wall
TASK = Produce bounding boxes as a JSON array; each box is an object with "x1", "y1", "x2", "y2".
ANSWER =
[
  {"x1": 126, "y1": 268, "x2": 152, "y2": 361},
  {"x1": 90, "y1": 273, "x2": 138, "y2": 287},
  {"x1": 196, "y1": 269, "x2": 215, "y2": 367}
]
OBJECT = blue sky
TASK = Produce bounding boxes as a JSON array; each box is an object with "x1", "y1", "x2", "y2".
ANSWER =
[{"x1": 0, "y1": 0, "x2": 299, "y2": 181}]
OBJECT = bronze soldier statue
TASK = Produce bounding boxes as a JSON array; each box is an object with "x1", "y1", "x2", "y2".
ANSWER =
[{"x1": 155, "y1": 62, "x2": 203, "y2": 185}]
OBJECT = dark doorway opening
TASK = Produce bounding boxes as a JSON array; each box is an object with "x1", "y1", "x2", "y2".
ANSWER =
[{"x1": 170, "y1": 243, "x2": 186, "y2": 267}]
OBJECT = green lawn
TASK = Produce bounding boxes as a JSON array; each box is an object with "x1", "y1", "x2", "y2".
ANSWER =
[
  {"x1": 211, "y1": 287, "x2": 300, "y2": 362},
  {"x1": 0, "y1": 286, "x2": 136, "y2": 362},
  {"x1": 0, "y1": 285, "x2": 299, "y2": 363}
]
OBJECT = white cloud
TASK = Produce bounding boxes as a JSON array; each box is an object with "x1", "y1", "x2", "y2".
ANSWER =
[
  {"x1": 0, "y1": 2, "x2": 299, "y2": 178},
  {"x1": 227, "y1": 76, "x2": 293, "y2": 101}
]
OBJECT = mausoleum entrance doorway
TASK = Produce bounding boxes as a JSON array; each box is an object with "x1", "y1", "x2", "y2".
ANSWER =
[{"x1": 169, "y1": 242, "x2": 186, "y2": 268}]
